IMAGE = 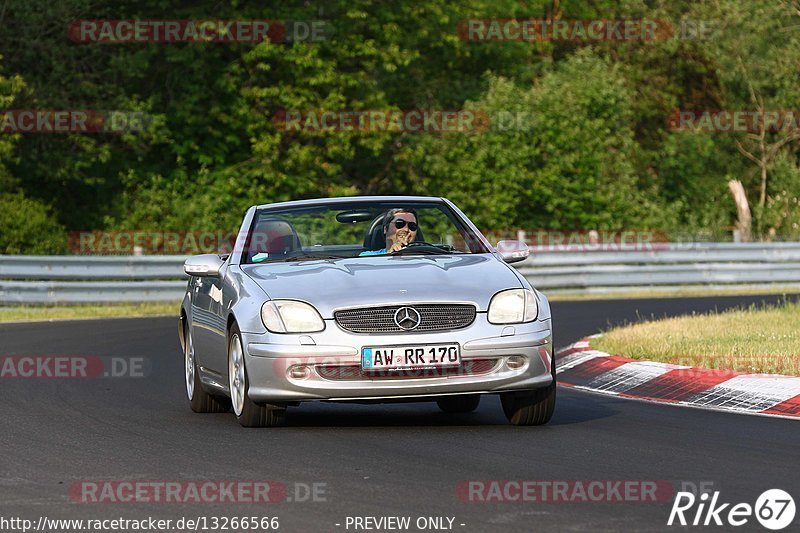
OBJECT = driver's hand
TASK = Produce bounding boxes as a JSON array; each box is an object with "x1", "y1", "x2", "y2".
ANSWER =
[{"x1": 389, "y1": 229, "x2": 411, "y2": 252}]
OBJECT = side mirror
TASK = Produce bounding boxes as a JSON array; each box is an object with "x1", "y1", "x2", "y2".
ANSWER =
[
  {"x1": 496, "y1": 240, "x2": 530, "y2": 264},
  {"x1": 184, "y1": 254, "x2": 225, "y2": 277}
]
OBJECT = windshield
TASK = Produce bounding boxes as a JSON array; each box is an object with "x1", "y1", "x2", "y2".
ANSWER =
[{"x1": 241, "y1": 201, "x2": 489, "y2": 264}]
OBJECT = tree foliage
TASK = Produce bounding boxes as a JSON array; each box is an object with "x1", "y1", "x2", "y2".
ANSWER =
[{"x1": 0, "y1": 0, "x2": 798, "y2": 252}]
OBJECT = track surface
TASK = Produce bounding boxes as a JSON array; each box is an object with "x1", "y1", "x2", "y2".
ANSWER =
[{"x1": 1, "y1": 295, "x2": 799, "y2": 532}]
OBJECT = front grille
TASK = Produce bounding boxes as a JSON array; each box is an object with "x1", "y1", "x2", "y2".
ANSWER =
[
  {"x1": 334, "y1": 304, "x2": 476, "y2": 333},
  {"x1": 315, "y1": 358, "x2": 498, "y2": 381}
]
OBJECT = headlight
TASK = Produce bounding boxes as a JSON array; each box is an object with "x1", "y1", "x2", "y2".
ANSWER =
[
  {"x1": 488, "y1": 289, "x2": 538, "y2": 324},
  {"x1": 261, "y1": 300, "x2": 325, "y2": 333}
]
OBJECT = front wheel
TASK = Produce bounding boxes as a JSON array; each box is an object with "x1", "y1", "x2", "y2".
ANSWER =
[
  {"x1": 184, "y1": 323, "x2": 230, "y2": 413},
  {"x1": 228, "y1": 324, "x2": 286, "y2": 427},
  {"x1": 500, "y1": 383, "x2": 556, "y2": 426}
]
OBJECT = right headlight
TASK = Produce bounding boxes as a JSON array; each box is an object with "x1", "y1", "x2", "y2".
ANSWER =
[
  {"x1": 488, "y1": 289, "x2": 538, "y2": 324},
  {"x1": 261, "y1": 300, "x2": 325, "y2": 333}
]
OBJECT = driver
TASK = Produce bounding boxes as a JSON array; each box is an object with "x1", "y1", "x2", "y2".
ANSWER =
[{"x1": 360, "y1": 208, "x2": 418, "y2": 256}]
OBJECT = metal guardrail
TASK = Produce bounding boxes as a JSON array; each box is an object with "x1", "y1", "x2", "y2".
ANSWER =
[
  {"x1": 0, "y1": 255, "x2": 187, "y2": 304},
  {"x1": 517, "y1": 243, "x2": 800, "y2": 289},
  {"x1": 523, "y1": 242, "x2": 800, "y2": 266},
  {"x1": 0, "y1": 280, "x2": 186, "y2": 304},
  {"x1": 2, "y1": 243, "x2": 800, "y2": 303},
  {"x1": 0, "y1": 255, "x2": 186, "y2": 280}
]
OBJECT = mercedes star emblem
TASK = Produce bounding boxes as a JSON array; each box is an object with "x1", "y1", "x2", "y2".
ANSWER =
[{"x1": 393, "y1": 307, "x2": 421, "y2": 330}]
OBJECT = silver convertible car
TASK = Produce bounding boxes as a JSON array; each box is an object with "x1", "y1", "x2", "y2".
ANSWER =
[{"x1": 179, "y1": 196, "x2": 555, "y2": 427}]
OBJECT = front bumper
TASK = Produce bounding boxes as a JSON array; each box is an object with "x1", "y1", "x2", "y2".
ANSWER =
[{"x1": 241, "y1": 315, "x2": 553, "y2": 402}]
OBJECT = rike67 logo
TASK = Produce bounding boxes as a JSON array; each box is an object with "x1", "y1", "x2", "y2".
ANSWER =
[{"x1": 668, "y1": 489, "x2": 796, "y2": 530}]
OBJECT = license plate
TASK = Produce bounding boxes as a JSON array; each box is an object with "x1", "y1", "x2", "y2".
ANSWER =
[{"x1": 361, "y1": 343, "x2": 461, "y2": 370}]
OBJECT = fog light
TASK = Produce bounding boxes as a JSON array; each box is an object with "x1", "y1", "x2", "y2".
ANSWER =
[
  {"x1": 288, "y1": 365, "x2": 312, "y2": 379},
  {"x1": 506, "y1": 356, "x2": 526, "y2": 369}
]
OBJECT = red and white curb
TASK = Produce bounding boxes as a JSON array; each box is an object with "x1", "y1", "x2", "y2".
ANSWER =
[{"x1": 555, "y1": 337, "x2": 800, "y2": 419}]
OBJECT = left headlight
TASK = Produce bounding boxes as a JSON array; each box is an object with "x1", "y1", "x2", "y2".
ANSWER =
[
  {"x1": 261, "y1": 300, "x2": 325, "y2": 333},
  {"x1": 487, "y1": 289, "x2": 538, "y2": 324}
]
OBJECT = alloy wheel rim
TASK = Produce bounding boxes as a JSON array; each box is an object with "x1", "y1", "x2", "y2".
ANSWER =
[
  {"x1": 184, "y1": 329, "x2": 195, "y2": 400},
  {"x1": 229, "y1": 334, "x2": 245, "y2": 416}
]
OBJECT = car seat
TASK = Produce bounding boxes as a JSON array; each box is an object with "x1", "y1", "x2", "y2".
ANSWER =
[{"x1": 247, "y1": 217, "x2": 302, "y2": 261}]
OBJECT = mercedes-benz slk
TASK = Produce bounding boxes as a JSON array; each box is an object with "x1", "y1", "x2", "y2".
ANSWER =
[{"x1": 179, "y1": 196, "x2": 555, "y2": 427}]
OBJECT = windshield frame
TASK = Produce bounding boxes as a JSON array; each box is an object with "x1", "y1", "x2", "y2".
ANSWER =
[{"x1": 238, "y1": 198, "x2": 492, "y2": 265}]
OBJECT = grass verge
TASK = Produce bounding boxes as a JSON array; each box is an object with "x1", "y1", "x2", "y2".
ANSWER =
[
  {"x1": 0, "y1": 302, "x2": 181, "y2": 323},
  {"x1": 590, "y1": 301, "x2": 800, "y2": 376}
]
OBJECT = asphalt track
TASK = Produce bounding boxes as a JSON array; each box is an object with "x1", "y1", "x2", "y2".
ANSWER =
[{"x1": 1, "y1": 294, "x2": 799, "y2": 532}]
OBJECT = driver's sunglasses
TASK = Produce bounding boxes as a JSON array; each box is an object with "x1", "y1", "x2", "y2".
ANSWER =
[{"x1": 393, "y1": 219, "x2": 418, "y2": 231}]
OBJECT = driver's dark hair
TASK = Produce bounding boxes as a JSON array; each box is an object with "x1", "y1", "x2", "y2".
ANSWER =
[{"x1": 382, "y1": 208, "x2": 418, "y2": 231}]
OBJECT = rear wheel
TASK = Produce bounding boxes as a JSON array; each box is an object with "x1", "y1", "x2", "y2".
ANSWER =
[
  {"x1": 436, "y1": 394, "x2": 481, "y2": 413},
  {"x1": 184, "y1": 323, "x2": 230, "y2": 413},
  {"x1": 228, "y1": 324, "x2": 286, "y2": 427},
  {"x1": 500, "y1": 383, "x2": 556, "y2": 425}
]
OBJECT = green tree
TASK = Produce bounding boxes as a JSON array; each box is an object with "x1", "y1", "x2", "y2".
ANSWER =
[
  {"x1": 689, "y1": 0, "x2": 800, "y2": 237},
  {"x1": 404, "y1": 50, "x2": 671, "y2": 231},
  {"x1": 0, "y1": 192, "x2": 67, "y2": 253}
]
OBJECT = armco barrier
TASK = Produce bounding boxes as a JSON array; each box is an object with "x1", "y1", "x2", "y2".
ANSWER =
[
  {"x1": 0, "y1": 255, "x2": 187, "y2": 304},
  {"x1": 516, "y1": 242, "x2": 800, "y2": 289},
  {"x1": 0, "y1": 255, "x2": 186, "y2": 280},
  {"x1": 2, "y1": 243, "x2": 800, "y2": 303}
]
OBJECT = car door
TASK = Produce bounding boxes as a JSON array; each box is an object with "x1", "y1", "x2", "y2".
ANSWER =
[
  {"x1": 189, "y1": 274, "x2": 214, "y2": 370},
  {"x1": 205, "y1": 259, "x2": 231, "y2": 375},
  {"x1": 190, "y1": 259, "x2": 229, "y2": 374}
]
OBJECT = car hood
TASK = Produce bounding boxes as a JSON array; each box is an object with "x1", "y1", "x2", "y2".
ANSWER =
[{"x1": 241, "y1": 254, "x2": 522, "y2": 318}]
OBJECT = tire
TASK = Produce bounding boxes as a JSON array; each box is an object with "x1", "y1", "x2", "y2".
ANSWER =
[
  {"x1": 500, "y1": 383, "x2": 556, "y2": 426},
  {"x1": 228, "y1": 324, "x2": 286, "y2": 428},
  {"x1": 436, "y1": 394, "x2": 481, "y2": 413},
  {"x1": 184, "y1": 322, "x2": 230, "y2": 413}
]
